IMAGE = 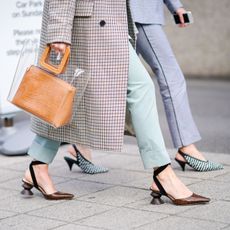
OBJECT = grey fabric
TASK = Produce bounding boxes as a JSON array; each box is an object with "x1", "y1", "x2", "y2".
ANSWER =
[
  {"x1": 130, "y1": 0, "x2": 183, "y2": 25},
  {"x1": 31, "y1": 0, "x2": 135, "y2": 151},
  {"x1": 135, "y1": 24, "x2": 201, "y2": 148}
]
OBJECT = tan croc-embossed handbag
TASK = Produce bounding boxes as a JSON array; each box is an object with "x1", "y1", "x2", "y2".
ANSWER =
[{"x1": 8, "y1": 45, "x2": 77, "y2": 128}]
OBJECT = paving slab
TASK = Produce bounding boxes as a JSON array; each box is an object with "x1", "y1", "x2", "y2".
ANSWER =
[
  {"x1": 0, "y1": 188, "x2": 18, "y2": 201},
  {"x1": 120, "y1": 160, "x2": 150, "y2": 172},
  {"x1": 49, "y1": 164, "x2": 90, "y2": 179},
  {"x1": 179, "y1": 200, "x2": 230, "y2": 224},
  {"x1": 54, "y1": 223, "x2": 104, "y2": 230},
  {"x1": 77, "y1": 207, "x2": 167, "y2": 230},
  {"x1": 56, "y1": 179, "x2": 113, "y2": 197},
  {"x1": 29, "y1": 200, "x2": 113, "y2": 223},
  {"x1": 175, "y1": 166, "x2": 230, "y2": 180},
  {"x1": 79, "y1": 169, "x2": 147, "y2": 186},
  {"x1": 0, "y1": 168, "x2": 23, "y2": 183},
  {"x1": 189, "y1": 180, "x2": 230, "y2": 200},
  {"x1": 79, "y1": 186, "x2": 149, "y2": 207},
  {"x1": 125, "y1": 197, "x2": 195, "y2": 215},
  {"x1": 0, "y1": 155, "x2": 29, "y2": 168},
  {"x1": 0, "y1": 157, "x2": 30, "y2": 172},
  {"x1": 0, "y1": 176, "x2": 71, "y2": 192},
  {"x1": 91, "y1": 153, "x2": 141, "y2": 171},
  {"x1": 0, "y1": 214, "x2": 64, "y2": 230},
  {"x1": 124, "y1": 174, "x2": 153, "y2": 189},
  {"x1": 135, "y1": 216, "x2": 228, "y2": 230},
  {"x1": 0, "y1": 210, "x2": 18, "y2": 220},
  {"x1": 224, "y1": 195, "x2": 230, "y2": 202},
  {"x1": 0, "y1": 194, "x2": 63, "y2": 213},
  {"x1": 222, "y1": 225, "x2": 230, "y2": 230},
  {"x1": 211, "y1": 172, "x2": 230, "y2": 183}
]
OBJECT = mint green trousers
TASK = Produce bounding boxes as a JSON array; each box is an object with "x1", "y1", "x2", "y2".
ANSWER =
[{"x1": 28, "y1": 43, "x2": 170, "y2": 169}]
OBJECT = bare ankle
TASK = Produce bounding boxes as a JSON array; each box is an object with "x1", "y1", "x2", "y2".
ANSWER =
[
  {"x1": 179, "y1": 144, "x2": 196, "y2": 152},
  {"x1": 178, "y1": 144, "x2": 206, "y2": 161},
  {"x1": 76, "y1": 144, "x2": 92, "y2": 161},
  {"x1": 68, "y1": 145, "x2": 77, "y2": 157},
  {"x1": 154, "y1": 165, "x2": 175, "y2": 181}
]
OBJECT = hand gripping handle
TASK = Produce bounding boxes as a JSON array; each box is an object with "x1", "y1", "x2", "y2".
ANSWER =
[{"x1": 39, "y1": 45, "x2": 70, "y2": 75}]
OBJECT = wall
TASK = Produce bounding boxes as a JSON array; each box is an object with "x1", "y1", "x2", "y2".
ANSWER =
[{"x1": 163, "y1": 0, "x2": 230, "y2": 78}]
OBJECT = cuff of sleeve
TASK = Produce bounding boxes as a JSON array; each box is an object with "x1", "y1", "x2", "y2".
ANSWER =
[
  {"x1": 173, "y1": 2, "x2": 183, "y2": 12},
  {"x1": 46, "y1": 24, "x2": 72, "y2": 45}
]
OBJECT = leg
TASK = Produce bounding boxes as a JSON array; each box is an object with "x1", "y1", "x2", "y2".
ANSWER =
[
  {"x1": 127, "y1": 43, "x2": 170, "y2": 169},
  {"x1": 127, "y1": 43, "x2": 209, "y2": 202},
  {"x1": 135, "y1": 24, "x2": 223, "y2": 171},
  {"x1": 23, "y1": 135, "x2": 73, "y2": 199},
  {"x1": 28, "y1": 135, "x2": 60, "y2": 164},
  {"x1": 136, "y1": 24, "x2": 201, "y2": 149}
]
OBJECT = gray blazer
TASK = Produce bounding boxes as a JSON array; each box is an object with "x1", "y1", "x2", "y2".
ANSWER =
[{"x1": 130, "y1": 0, "x2": 183, "y2": 25}]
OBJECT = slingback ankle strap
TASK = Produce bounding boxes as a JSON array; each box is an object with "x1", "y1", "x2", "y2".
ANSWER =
[
  {"x1": 72, "y1": 144, "x2": 90, "y2": 164},
  {"x1": 154, "y1": 163, "x2": 170, "y2": 176},
  {"x1": 178, "y1": 149, "x2": 187, "y2": 158},
  {"x1": 29, "y1": 161, "x2": 46, "y2": 190},
  {"x1": 153, "y1": 163, "x2": 170, "y2": 196},
  {"x1": 72, "y1": 144, "x2": 80, "y2": 155},
  {"x1": 72, "y1": 144, "x2": 81, "y2": 163}
]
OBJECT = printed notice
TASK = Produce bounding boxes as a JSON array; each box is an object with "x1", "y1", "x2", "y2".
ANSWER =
[{"x1": 0, "y1": 0, "x2": 43, "y2": 114}]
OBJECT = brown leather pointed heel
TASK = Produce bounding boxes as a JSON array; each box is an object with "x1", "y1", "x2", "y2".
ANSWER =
[
  {"x1": 21, "y1": 161, "x2": 74, "y2": 200},
  {"x1": 150, "y1": 164, "x2": 210, "y2": 205}
]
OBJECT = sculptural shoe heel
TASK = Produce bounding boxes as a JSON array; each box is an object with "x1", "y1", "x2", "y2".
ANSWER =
[
  {"x1": 175, "y1": 149, "x2": 224, "y2": 172},
  {"x1": 150, "y1": 191, "x2": 164, "y2": 205},
  {"x1": 175, "y1": 158, "x2": 186, "y2": 171},
  {"x1": 21, "y1": 160, "x2": 74, "y2": 200},
  {"x1": 21, "y1": 180, "x2": 34, "y2": 197},
  {"x1": 150, "y1": 163, "x2": 210, "y2": 205},
  {"x1": 64, "y1": 157, "x2": 77, "y2": 171}
]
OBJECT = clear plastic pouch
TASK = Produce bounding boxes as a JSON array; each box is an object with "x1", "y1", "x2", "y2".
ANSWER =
[
  {"x1": 8, "y1": 39, "x2": 39, "y2": 103},
  {"x1": 8, "y1": 39, "x2": 90, "y2": 127}
]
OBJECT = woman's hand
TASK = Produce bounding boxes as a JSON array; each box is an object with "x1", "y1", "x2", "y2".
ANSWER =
[
  {"x1": 176, "y1": 8, "x2": 187, "y2": 28},
  {"x1": 50, "y1": 43, "x2": 69, "y2": 54}
]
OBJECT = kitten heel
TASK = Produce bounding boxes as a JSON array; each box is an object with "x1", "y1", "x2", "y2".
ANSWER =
[
  {"x1": 64, "y1": 156, "x2": 77, "y2": 171},
  {"x1": 175, "y1": 158, "x2": 186, "y2": 171}
]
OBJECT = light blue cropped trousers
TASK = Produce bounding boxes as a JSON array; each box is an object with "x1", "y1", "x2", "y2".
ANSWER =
[{"x1": 28, "y1": 43, "x2": 170, "y2": 169}]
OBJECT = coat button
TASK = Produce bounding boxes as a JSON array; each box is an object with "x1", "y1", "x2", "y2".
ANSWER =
[{"x1": 100, "y1": 20, "x2": 106, "y2": 27}]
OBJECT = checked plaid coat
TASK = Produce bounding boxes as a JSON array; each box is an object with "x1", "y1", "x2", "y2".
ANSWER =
[{"x1": 31, "y1": 0, "x2": 136, "y2": 151}]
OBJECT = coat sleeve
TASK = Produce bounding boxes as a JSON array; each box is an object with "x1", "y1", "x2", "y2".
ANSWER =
[
  {"x1": 163, "y1": 0, "x2": 183, "y2": 14},
  {"x1": 46, "y1": 0, "x2": 76, "y2": 45}
]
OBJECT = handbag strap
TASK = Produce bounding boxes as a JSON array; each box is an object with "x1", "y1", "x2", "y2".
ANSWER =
[{"x1": 39, "y1": 45, "x2": 70, "y2": 75}]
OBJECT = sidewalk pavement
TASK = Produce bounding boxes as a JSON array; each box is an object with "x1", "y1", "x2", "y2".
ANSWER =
[{"x1": 0, "y1": 136, "x2": 230, "y2": 230}]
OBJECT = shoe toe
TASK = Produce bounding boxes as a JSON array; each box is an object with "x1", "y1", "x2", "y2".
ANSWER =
[
  {"x1": 54, "y1": 191, "x2": 74, "y2": 199},
  {"x1": 191, "y1": 193, "x2": 210, "y2": 203}
]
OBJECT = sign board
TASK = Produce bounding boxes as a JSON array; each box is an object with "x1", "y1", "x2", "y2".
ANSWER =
[{"x1": 0, "y1": 0, "x2": 43, "y2": 115}]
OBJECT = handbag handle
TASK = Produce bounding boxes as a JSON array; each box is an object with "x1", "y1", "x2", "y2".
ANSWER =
[{"x1": 39, "y1": 45, "x2": 70, "y2": 75}]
